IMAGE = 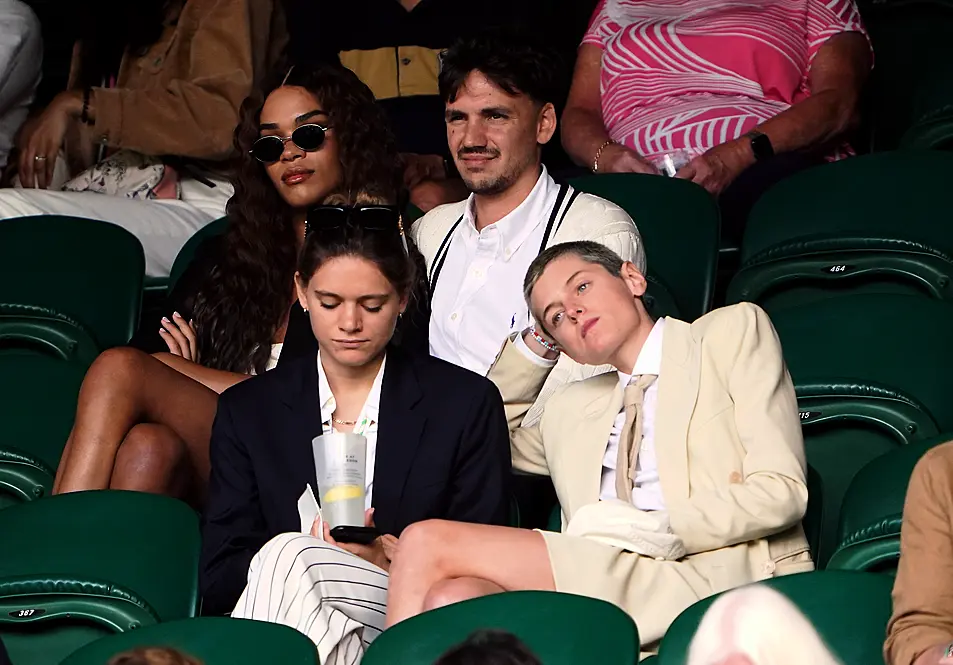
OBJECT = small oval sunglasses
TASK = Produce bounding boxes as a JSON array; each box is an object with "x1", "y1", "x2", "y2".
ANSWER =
[{"x1": 250, "y1": 123, "x2": 329, "y2": 163}]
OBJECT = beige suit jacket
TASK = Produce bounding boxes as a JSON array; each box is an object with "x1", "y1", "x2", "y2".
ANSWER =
[{"x1": 488, "y1": 303, "x2": 813, "y2": 644}]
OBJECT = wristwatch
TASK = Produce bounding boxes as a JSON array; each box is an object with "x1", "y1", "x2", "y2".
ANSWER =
[{"x1": 746, "y1": 130, "x2": 775, "y2": 162}]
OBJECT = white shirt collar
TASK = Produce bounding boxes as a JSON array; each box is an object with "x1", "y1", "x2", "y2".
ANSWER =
[
  {"x1": 317, "y1": 350, "x2": 386, "y2": 430},
  {"x1": 460, "y1": 165, "x2": 556, "y2": 259},
  {"x1": 618, "y1": 318, "x2": 666, "y2": 386}
]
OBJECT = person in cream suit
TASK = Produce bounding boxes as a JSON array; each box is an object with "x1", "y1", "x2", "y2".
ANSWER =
[{"x1": 385, "y1": 241, "x2": 814, "y2": 653}]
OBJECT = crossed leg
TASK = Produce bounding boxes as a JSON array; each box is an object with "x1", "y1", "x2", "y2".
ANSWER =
[
  {"x1": 385, "y1": 520, "x2": 556, "y2": 627},
  {"x1": 54, "y1": 347, "x2": 218, "y2": 503}
]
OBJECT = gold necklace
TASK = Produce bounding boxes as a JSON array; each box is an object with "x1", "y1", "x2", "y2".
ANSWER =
[{"x1": 332, "y1": 416, "x2": 357, "y2": 426}]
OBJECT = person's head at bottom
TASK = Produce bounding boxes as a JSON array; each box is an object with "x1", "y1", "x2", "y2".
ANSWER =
[
  {"x1": 107, "y1": 647, "x2": 203, "y2": 665},
  {"x1": 523, "y1": 240, "x2": 654, "y2": 371},
  {"x1": 294, "y1": 196, "x2": 416, "y2": 375},
  {"x1": 433, "y1": 630, "x2": 543, "y2": 665},
  {"x1": 686, "y1": 585, "x2": 841, "y2": 665}
]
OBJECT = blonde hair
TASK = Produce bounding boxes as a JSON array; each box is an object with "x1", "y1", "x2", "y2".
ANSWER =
[
  {"x1": 686, "y1": 586, "x2": 841, "y2": 665},
  {"x1": 107, "y1": 647, "x2": 203, "y2": 665}
]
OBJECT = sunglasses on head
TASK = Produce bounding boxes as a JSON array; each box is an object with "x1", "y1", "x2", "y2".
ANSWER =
[
  {"x1": 306, "y1": 205, "x2": 409, "y2": 254},
  {"x1": 250, "y1": 123, "x2": 329, "y2": 163}
]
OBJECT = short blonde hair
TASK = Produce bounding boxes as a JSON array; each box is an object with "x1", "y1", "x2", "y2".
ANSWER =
[
  {"x1": 686, "y1": 586, "x2": 841, "y2": 665},
  {"x1": 107, "y1": 647, "x2": 203, "y2": 665}
]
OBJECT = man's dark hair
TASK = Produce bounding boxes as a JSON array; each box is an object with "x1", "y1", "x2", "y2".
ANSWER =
[
  {"x1": 433, "y1": 630, "x2": 543, "y2": 665},
  {"x1": 439, "y1": 30, "x2": 564, "y2": 107}
]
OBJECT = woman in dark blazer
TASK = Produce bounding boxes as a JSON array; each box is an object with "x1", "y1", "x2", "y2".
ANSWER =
[{"x1": 199, "y1": 203, "x2": 511, "y2": 662}]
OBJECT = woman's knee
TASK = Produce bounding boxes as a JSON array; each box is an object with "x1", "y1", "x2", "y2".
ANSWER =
[
  {"x1": 422, "y1": 578, "x2": 499, "y2": 612},
  {"x1": 85, "y1": 347, "x2": 150, "y2": 387},
  {"x1": 397, "y1": 519, "x2": 457, "y2": 562},
  {"x1": 112, "y1": 423, "x2": 187, "y2": 483}
]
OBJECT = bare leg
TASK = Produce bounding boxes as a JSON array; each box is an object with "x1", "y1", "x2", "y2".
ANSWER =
[
  {"x1": 111, "y1": 423, "x2": 196, "y2": 501},
  {"x1": 54, "y1": 347, "x2": 218, "y2": 495},
  {"x1": 385, "y1": 520, "x2": 555, "y2": 627}
]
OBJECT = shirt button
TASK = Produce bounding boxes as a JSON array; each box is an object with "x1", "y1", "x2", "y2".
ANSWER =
[
  {"x1": 762, "y1": 560, "x2": 776, "y2": 575},
  {"x1": 400, "y1": 57, "x2": 411, "y2": 65},
  {"x1": 450, "y1": 312, "x2": 458, "y2": 321},
  {"x1": 504, "y1": 248, "x2": 512, "y2": 257},
  {"x1": 473, "y1": 269, "x2": 483, "y2": 278}
]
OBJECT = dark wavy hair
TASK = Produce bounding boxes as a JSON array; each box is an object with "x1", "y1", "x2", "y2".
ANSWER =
[{"x1": 189, "y1": 63, "x2": 401, "y2": 373}]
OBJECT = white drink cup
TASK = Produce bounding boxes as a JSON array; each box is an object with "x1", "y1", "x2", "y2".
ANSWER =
[{"x1": 312, "y1": 432, "x2": 367, "y2": 529}]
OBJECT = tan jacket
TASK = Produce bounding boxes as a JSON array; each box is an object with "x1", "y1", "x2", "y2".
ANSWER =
[
  {"x1": 489, "y1": 303, "x2": 813, "y2": 597},
  {"x1": 885, "y1": 442, "x2": 953, "y2": 665},
  {"x1": 68, "y1": 0, "x2": 283, "y2": 164}
]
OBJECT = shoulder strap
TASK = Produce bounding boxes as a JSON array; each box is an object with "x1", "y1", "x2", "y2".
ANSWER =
[
  {"x1": 428, "y1": 215, "x2": 464, "y2": 290},
  {"x1": 539, "y1": 183, "x2": 575, "y2": 253}
]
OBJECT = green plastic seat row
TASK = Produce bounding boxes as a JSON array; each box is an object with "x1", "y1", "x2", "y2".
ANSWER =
[
  {"x1": 728, "y1": 151, "x2": 953, "y2": 313},
  {"x1": 0, "y1": 491, "x2": 200, "y2": 665}
]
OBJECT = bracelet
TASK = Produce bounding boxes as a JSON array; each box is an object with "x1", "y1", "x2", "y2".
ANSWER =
[
  {"x1": 592, "y1": 139, "x2": 614, "y2": 173},
  {"x1": 80, "y1": 88, "x2": 92, "y2": 125},
  {"x1": 529, "y1": 325, "x2": 560, "y2": 353}
]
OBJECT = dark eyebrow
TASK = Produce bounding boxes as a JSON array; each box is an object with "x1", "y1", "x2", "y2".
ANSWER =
[
  {"x1": 541, "y1": 270, "x2": 584, "y2": 321},
  {"x1": 258, "y1": 109, "x2": 327, "y2": 132},
  {"x1": 296, "y1": 109, "x2": 327, "y2": 124},
  {"x1": 313, "y1": 291, "x2": 390, "y2": 301},
  {"x1": 481, "y1": 106, "x2": 512, "y2": 117}
]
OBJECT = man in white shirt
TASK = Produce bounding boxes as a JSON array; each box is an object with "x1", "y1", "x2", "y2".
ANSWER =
[
  {"x1": 411, "y1": 33, "x2": 645, "y2": 423},
  {"x1": 0, "y1": 0, "x2": 41, "y2": 170}
]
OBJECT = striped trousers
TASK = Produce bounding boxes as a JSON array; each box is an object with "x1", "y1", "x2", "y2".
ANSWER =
[{"x1": 231, "y1": 533, "x2": 389, "y2": 665}]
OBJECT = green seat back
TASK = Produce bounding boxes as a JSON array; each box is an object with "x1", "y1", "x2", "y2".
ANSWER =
[
  {"x1": 771, "y1": 294, "x2": 953, "y2": 564},
  {"x1": 362, "y1": 591, "x2": 639, "y2": 665},
  {"x1": 167, "y1": 217, "x2": 229, "y2": 294},
  {"x1": 569, "y1": 174, "x2": 719, "y2": 321},
  {"x1": 728, "y1": 152, "x2": 953, "y2": 311},
  {"x1": 0, "y1": 491, "x2": 200, "y2": 665},
  {"x1": 60, "y1": 618, "x2": 317, "y2": 665},
  {"x1": 828, "y1": 433, "x2": 951, "y2": 572},
  {"x1": 656, "y1": 571, "x2": 894, "y2": 665},
  {"x1": 0, "y1": 351, "x2": 88, "y2": 508},
  {"x1": 901, "y1": 107, "x2": 953, "y2": 150},
  {"x1": 0, "y1": 216, "x2": 145, "y2": 349}
]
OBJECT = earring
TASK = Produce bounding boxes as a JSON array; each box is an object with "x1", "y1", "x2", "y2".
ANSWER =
[{"x1": 302, "y1": 307, "x2": 308, "y2": 313}]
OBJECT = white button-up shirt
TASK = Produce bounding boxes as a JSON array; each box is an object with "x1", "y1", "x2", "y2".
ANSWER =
[
  {"x1": 600, "y1": 318, "x2": 666, "y2": 510},
  {"x1": 317, "y1": 351, "x2": 386, "y2": 509},
  {"x1": 429, "y1": 166, "x2": 561, "y2": 376}
]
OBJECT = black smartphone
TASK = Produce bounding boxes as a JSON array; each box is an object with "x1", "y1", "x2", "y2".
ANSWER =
[{"x1": 330, "y1": 525, "x2": 379, "y2": 545}]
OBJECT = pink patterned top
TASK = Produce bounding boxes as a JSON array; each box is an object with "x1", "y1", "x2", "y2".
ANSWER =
[{"x1": 582, "y1": 0, "x2": 869, "y2": 161}]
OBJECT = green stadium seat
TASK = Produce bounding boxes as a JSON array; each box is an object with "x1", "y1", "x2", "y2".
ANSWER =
[
  {"x1": 362, "y1": 591, "x2": 639, "y2": 665},
  {"x1": 727, "y1": 152, "x2": 953, "y2": 312},
  {"x1": 569, "y1": 174, "x2": 719, "y2": 321},
  {"x1": 770, "y1": 293, "x2": 953, "y2": 565},
  {"x1": 167, "y1": 217, "x2": 229, "y2": 294},
  {"x1": 0, "y1": 491, "x2": 200, "y2": 665},
  {"x1": 59, "y1": 618, "x2": 317, "y2": 665},
  {"x1": 0, "y1": 351, "x2": 88, "y2": 508},
  {"x1": 900, "y1": 106, "x2": 953, "y2": 151},
  {"x1": 827, "y1": 433, "x2": 951, "y2": 572},
  {"x1": 655, "y1": 571, "x2": 894, "y2": 665},
  {"x1": 0, "y1": 216, "x2": 145, "y2": 349}
]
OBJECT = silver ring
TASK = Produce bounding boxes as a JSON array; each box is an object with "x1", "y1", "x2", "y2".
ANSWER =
[{"x1": 34, "y1": 155, "x2": 48, "y2": 161}]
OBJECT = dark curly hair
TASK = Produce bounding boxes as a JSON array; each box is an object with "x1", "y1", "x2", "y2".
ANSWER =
[{"x1": 189, "y1": 63, "x2": 401, "y2": 373}]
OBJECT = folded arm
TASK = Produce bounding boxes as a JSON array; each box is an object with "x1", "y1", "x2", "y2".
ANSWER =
[
  {"x1": 669, "y1": 304, "x2": 808, "y2": 554},
  {"x1": 199, "y1": 396, "x2": 268, "y2": 615},
  {"x1": 486, "y1": 334, "x2": 559, "y2": 476},
  {"x1": 885, "y1": 444, "x2": 953, "y2": 665}
]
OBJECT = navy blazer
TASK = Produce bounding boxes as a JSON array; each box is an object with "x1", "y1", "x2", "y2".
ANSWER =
[{"x1": 199, "y1": 346, "x2": 511, "y2": 615}]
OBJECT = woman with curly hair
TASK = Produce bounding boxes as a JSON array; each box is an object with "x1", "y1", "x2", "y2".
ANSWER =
[{"x1": 52, "y1": 63, "x2": 427, "y2": 504}]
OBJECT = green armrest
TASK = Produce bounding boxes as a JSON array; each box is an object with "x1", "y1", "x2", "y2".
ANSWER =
[
  {"x1": 60, "y1": 618, "x2": 318, "y2": 665},
  {"x1": 656, "y1": 571, "x2": 894, "y2": 665},
  {"x1": 363, "y1": 591, "x2": 639, "y2": 665}
]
